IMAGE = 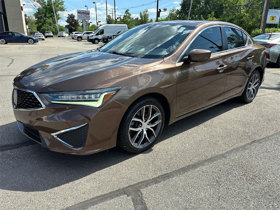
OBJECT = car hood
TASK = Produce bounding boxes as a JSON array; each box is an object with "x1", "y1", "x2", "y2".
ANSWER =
[{"x1": 14, "y1": 50, "x2": 162, "y2": 92}]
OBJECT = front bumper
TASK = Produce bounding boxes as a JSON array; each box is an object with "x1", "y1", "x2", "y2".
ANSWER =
[{"x1": 13, "y1": 88, "x2": 126, "y2": 155}]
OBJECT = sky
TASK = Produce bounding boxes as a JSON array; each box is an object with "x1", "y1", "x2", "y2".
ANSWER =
[{"x1": 23, "y1": 0, "x2": 181, "y2": 26}]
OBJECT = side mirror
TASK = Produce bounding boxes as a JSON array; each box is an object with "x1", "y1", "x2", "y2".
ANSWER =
[{"x1": 185, "y1": 49, "x2": 211, "y2": 63}]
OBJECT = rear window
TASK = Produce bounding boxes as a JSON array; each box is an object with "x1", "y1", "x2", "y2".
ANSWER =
[{"x1": 224, "y1": 27, "x2": 245, "y2": 49}]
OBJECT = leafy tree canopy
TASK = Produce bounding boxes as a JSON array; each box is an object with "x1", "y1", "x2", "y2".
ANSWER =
[{"x1": 34, "y1": 0, "x2": 65, "y2": 34}]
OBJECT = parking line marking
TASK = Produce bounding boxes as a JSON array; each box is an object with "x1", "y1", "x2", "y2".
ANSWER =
[{"x1": 271, "y1": 70, "x2": 280, "y2": 74}]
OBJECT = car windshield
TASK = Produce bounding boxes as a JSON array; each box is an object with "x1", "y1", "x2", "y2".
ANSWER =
[
  {"x1": 100, "y1": 23, "x2": 195, "y2": 58},
  {"x1": 254, "y1": 34, "x2": 280, "y2": 40}
]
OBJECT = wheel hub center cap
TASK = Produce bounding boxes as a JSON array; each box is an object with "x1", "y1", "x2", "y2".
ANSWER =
[{"x1": 142, "y1": 123, "x2": 148, "y2": 130}]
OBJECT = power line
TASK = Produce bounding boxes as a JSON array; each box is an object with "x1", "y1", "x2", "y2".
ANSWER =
[{"x1": 117, "y1": 0, "x2": 156, "y2": 11}]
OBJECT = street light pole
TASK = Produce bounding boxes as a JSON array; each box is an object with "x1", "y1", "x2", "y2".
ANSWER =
[
  {"x1": 51, "y1": 0, "x2": 59, "y2": 33},
  {"x1": 114, "y1": 0, "x2": 116, "y2": 22},
  {"x1": 93, "y1": 2, "x2": 98, "y2": 26},
  {"x1": 106, "y1": 0, "x2": 108, "y2": 23}
]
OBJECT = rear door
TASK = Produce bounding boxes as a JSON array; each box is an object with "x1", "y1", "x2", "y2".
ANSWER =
[
  {"x1": 5, "y1": 32, "x2": 14, "y2": 42},
  {"x1": 176, "y1": 26, "x2": 228, "y2": 116},
  {"x1": 221, "y1": 27, "x2": 254, "y2": 97}
]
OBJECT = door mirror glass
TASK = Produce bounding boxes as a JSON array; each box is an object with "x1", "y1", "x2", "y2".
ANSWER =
[{"x1": 186, "y1": 49, "x2": 211, "y2": 62}]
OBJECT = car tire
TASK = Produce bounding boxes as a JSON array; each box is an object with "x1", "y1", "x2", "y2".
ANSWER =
[
  {"x1": 93, "y1": 39, "x2": 99, "y2": 44},
  {"x1": 276, "y1": 55, "x2": 280, "y2": 68},
  {"x1": 0, "y1": 38, "x2": 6, "y2": 44},
  {"x1": 240, "y1": 70, "x2": 261, "y2": 103},
  {"x1": 118, "y1": 97, "x2": 165, "y2": 153},
  {"x1": 77, "y1": 37, "x2": 82, "y2": 41},
  {"x1": 27, "y1": 39, "x2": 34, "y2": 44}
]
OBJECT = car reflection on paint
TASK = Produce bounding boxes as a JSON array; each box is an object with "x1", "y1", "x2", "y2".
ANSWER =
[{"x1": 0, "y1": 31, "x2": 38, "y2": 44}]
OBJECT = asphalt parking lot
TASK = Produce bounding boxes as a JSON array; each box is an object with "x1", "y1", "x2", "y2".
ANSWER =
[{"x1": 1, "y1": 38, "x2": 280, "y2": 209}]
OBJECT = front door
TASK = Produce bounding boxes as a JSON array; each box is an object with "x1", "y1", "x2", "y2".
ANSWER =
[{"x1": 176, "y1": 26, "x2": 228, "y2": 117}]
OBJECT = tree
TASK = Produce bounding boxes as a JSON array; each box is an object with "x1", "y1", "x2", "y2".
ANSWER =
[
  {"x1": 120, "y1": 9, "x2": 135, "y2": 29},
  {"x1": 34, "y1": 0, "x2": 65, "y2": 34},
  {"x1": 26, "y1": 16, "x2": 37, "y2": 32},
  {"x1": 65, "y1": 14, "x2": 79, "y2": 33},
  {"x1": 159, "y1": 8, "x2": 180, "y2": 21},
  {"x1": 107, "y1": 15, "x2": 115, "y2": 24},
  {"x1": 178, "y1": 0, "x2": 265, "y2": 33},
  {"x1": 139, "y1": 9, "x2": 149, "y2": 24}
]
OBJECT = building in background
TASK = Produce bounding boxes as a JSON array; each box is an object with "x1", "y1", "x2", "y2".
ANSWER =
[{"x1": 0, "y1": 0, "x2": 26, "y2": 34}]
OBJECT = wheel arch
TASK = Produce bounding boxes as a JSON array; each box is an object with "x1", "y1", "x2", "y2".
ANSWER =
[
  {"x1": 253, "y1": 66, "x2": 265, "y2": 84},
  {"x1": 116, "y1": 92, "x2": 171, "y2": 152},
  {"x1": 119, "y1": 92, "x2": 171, "y2": 131}
]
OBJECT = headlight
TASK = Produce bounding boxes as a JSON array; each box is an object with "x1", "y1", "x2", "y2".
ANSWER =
[{"x1": 43, "y1": 87, "x2": 120, "y2": 107}]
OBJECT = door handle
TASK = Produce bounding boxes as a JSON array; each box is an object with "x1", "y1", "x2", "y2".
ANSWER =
[
  {"x1": 217, "y1": 64, "x2": 227, "y2": 73},
  {"x1": 247, "y1": 55, "x2": 255, "y2": 60}
]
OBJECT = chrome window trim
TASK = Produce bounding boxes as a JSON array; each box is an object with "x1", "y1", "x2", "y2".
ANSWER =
[
  {"x1": 12, "y1": 87, "x2": 46, "y2": 110},
  {"x1": 177, "y1": 24, "x2": 252, "y2": 63},
  {"x1": 51, "y1": 123, "x2": 88, "y2": 150}
]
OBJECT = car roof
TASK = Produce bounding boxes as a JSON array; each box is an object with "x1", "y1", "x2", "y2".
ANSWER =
[{"x1": 141, "y1": 20, "x2": 242, "y2": 29}]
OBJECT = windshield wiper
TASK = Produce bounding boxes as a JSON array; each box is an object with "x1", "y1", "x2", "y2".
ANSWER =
[{"x1": 107, "y1": 51, "x2": 135, "y2": 57}]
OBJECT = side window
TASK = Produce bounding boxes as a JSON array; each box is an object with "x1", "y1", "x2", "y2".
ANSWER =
[
  {"x1": 225, "y1": 27, "x2": 244, "y2": 49},
  {"x1": 187, "y1": 27, "x2": 223, "y2": 54},
  {"x1": 14, "y1": 32, "x2": 21, "y2": 36},
  {"x1": 242, "y1": 32, "x2": 248, "y2": 45},
  {"x1": 96, "y1": 29, "x2": 104, "y2": 35}
]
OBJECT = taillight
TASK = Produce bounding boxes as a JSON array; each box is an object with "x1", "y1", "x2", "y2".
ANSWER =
[
  {"x1": 264, "y1": 50, "x2": 269, "y2": 59},
  {"x1": 265, "y1": 43, "x2": 276, "y2": 48}
]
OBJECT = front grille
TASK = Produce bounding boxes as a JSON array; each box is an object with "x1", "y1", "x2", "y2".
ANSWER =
[{"x1": 13, "y1": 89, "x2": 43, "y2": 109}]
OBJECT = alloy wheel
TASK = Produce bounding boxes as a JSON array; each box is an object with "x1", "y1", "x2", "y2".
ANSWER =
[
  {"x1": 28, "y1": 39, "x2": 34, "y2": 44},
  {"x1": 0, "y1": 39, "x2": 6, "y2": 44},
  {"x1": 246, "y1": 72, "x2": 260, "y2": 101},
  {"x1": 128, "y1": 105, "x2": 162, "y2": 149}
]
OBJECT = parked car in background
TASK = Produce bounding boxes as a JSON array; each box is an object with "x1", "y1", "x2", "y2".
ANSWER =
[
  {"x1": 34, "y1": 32, "x2": 45, "y2": 40},
  {"x1": 0, "y1": 31, "x2": 38, "y2": 44},
  {"x1": 70, "y1": 31, "x2": 81, "y2": 39},
  {"x1": 44, "y1": 31, "x2": 53, "y2": 38},
  {"x1": 12, "y1": 21, "x2": 266, "y2": 155},
  {"x1": 75, "y1": 31, "x2": 94, "y2": 41},
  {"x1": 58, "y1": 31, "x2": 69, "y2": 37},
  {"x1": 88, "y1": 24, "x2": 128, "y2": 44},
  {"x1": 253, "y1": 33, "x2": 280, "y2": 67},
  {"x1": 265, "y1": 42, "x2": 280, "y2": 67},
  {"x1": 102, "y1": 30, "x2": 123, "y2": 43}
]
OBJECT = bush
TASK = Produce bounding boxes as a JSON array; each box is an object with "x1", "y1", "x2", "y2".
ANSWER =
[{"x1": 251, "y1": 28, "x2": 280, "y2": 37}]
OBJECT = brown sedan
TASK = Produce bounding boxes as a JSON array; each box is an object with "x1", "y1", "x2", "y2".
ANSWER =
[{"x1": 12, "y1": 21, "x2": 266, "y2": 155}]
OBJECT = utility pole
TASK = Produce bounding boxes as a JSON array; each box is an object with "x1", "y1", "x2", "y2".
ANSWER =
[
  {"x1": 156, "y1": 0, "x2": 159, "y2": 22},
  {"x1": 114, "y1": 0, "x2": 116, "y2": 22},
  {"x1": 106, "y1": 0, "x2": 108, "y2": 23},
  {"x1": 51, "y1": 0, "x2": 59, "y2": 33},
  {"x1": 261, "y1": 0, "x2": 270, "y2": 33},
  {"x1": 187, "y1": 0, "x2": 193, "y2": 20},
  {"x1": 93, "y1": 2, "x2": 98, "y2": 26}
]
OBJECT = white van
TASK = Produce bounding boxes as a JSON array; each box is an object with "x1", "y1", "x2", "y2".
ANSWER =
[{"x1": 88, "y1": 24, "x2": 128, "y2": 44}]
